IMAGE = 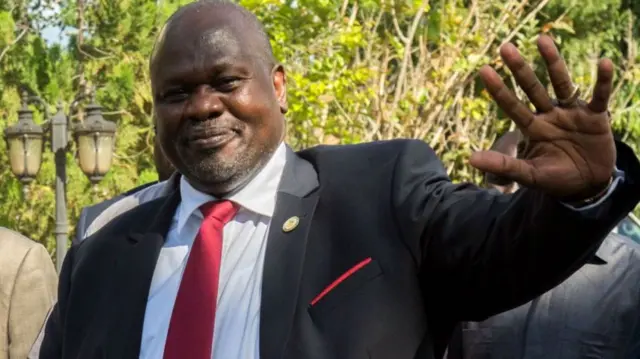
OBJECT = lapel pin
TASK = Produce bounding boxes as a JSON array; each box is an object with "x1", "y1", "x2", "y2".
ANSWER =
[{"x1": 282, "y1": 216, "x2": 300, "y2": 233}]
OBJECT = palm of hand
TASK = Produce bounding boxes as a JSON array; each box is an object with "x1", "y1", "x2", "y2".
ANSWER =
[
  {"x1": 472, "y1": 35, "x2": 616, "y2": 199},
  {"x1": 520, "y1": 106, "x2": 614, "y2": 198}
]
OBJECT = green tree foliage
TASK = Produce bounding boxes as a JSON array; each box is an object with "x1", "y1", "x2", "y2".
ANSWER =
[{"x1": 0, "y1": 0, "x2": 638, "y2": 263}]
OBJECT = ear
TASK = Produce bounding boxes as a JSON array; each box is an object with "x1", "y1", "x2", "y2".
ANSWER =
[{"x1": 272, "y1": 64, "x2": 288, "y2": 114}]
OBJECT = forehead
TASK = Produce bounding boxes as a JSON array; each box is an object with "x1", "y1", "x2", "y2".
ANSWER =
[
  {"x1": 198, "y1": 27, "x2": 241, "y2": 56},
  {"x1": 158, "y1": 24, "x2": 242, "y2": 62},
  {"x1": 152, "y1": 17, "x2": 253, "y2": 83}
]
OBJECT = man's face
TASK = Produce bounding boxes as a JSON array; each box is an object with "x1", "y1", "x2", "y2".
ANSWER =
[{"x1": 151, "y1": 12, "x2": 286, "y2": 195}]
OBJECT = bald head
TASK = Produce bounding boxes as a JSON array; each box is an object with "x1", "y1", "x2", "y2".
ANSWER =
[{"x1": 150, "y1": 0, "x2": 275, "y2": 75}]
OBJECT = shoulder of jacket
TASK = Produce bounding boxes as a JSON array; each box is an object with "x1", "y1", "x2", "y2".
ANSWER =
[
  {"x1": 88, "y1": 195, "x2": 171, "y2": 236},
  {"x1": 0, "y1": 227, "x2": 39, "y2": 249},
  {"x1": 81, "y1": 181, "x2": 174, "y2": 241},
  {"x1": 83, "y1": 181, "x2": 160, "y2": 214},
  {"x1": 0, "y1": 227, "x2": 45, "y2": 262},
  {"x1": 134, "y1": 180, "x2": 172, "y2": 199},
  {"x1": 299, "y1": 139, "x2": 428, "y2": 158},
  {"x1": 122, "y1": 181, "x2": 158, "y2": 196}
]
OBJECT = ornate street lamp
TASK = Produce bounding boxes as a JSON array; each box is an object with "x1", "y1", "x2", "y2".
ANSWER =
[
  {"x1": 74, "y1": 95, "x2": 116, "y2": 184},
  {"x1": 4, "y1": 92, "x2": 44, "y2": 184},
  {"x1": 3, "y1": 89, "x2": 117, "y2": 272}
]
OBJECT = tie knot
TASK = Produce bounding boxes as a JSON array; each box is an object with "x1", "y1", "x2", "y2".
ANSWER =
[{"x1": 200, "y1": 200, "x2": 238, "y2": 225}]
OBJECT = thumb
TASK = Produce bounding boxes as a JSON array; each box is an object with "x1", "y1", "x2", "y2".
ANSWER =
[{"x1": 470, "y1": 150, "x2": 535, "y2": 186}]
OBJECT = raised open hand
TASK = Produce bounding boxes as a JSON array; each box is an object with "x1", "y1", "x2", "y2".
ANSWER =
[{"x1": 470, "y1": 35, "x2": 616, "y2": 200}]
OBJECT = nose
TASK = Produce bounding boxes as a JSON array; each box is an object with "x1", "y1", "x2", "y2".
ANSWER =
[{"x1": 184, "y1": 85, "x2": 224, "y2": 121}]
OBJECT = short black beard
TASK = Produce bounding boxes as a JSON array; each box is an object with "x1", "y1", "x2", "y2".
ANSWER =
[{"x1": 178, "y1": 144, "x2": 274, "y2": 197}]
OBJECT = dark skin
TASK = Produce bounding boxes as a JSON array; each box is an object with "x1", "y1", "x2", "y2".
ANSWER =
[
  {"x1": 473, "y1": 38, "x2": 616, "y2": 200},
  {"x1": 152, "y1": 2, "x2": 615, "y2": 201},
  {"x1": 151, "y1": 3, "x2": 287, "y2": 196}
]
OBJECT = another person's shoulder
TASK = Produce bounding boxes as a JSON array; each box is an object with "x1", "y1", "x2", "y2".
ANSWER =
[
  {"x1": 0, "y1": 227, "x2": 50, "y2": 271},
  {"x1": 593, "y1": 232, "x2": 640, "y2": 281},
  {"x1": 602, "y1": 232, "x2": 640, "y2": 257},
  {"x1": 0, "y1": 227, "x2": 42, "y2": 252}
]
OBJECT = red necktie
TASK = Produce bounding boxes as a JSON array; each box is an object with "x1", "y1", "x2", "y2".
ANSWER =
[{"x1": 163, "y1": 200, "x2": 238, "y2": 359}]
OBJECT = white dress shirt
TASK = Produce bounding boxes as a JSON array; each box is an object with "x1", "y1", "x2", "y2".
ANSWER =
[{"x1": 139, "y1": 142, "x2": 287, "y2": 359}]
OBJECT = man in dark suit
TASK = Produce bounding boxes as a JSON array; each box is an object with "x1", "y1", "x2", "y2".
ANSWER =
[
  {"x1": 40, "y1": 2, "x2": 640, "y2": 359},
  {"x1": 446, "y1": 132, "x2": 640, "y2": 359},
  {"x1": 74, "y1": 139, "x2": 175, "y2": 244}
]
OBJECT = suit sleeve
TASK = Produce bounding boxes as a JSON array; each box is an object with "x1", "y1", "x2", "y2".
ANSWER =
[
  {"x1": 39, "y1": 245, "x2": 76, "y2": 359},
  {"x1": 8, "y1": 244, "x2": 58, "y2": 359},
  {"x1": 391, "y1": 139, "x2": 640, "y2": 321}
]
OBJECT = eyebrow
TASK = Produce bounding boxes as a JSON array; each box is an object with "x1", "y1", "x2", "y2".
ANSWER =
[{"x1": 159, "y1": 57, "x2": 251, "y2": 87}]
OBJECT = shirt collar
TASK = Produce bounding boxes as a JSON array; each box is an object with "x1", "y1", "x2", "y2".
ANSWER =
[{"x1": 176, "y1": 142, "x2": 287, "y2": 233}]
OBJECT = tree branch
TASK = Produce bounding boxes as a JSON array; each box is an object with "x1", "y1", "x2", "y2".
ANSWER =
[{"x1": 0, "y1": 26, "x2": 29, "y2": 64}]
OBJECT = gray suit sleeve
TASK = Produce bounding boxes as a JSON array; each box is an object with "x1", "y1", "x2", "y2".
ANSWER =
[{"x1": 629, "y1": 297, "x2": 640, "y2": 357}]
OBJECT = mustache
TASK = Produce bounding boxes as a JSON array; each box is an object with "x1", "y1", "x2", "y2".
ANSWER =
[{"x1": 180, "y1": 120, "x2": 244, "y2": 140}]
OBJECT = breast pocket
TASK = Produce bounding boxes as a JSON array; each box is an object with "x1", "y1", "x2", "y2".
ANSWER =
[{"x1": 307, "y1": 258, "x2": 383, "y2": 318}]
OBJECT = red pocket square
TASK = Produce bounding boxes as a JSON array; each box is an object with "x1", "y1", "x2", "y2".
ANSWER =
[{"x1": 310, "y1": 257, "x2": 373, "y2": 306}]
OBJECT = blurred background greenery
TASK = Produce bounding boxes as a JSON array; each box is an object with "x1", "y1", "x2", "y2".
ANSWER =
[{"x1": 0, "y1": 0, "x2": 638, "y2": 263}]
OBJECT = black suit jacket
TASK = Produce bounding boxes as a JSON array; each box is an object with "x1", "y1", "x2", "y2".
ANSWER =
[
  {"x1": 73, "y1": 182, "x2": 158, "y2": 245},
  {"x1": 40, "y1": 140, "x2": 640, "y2": 359}
]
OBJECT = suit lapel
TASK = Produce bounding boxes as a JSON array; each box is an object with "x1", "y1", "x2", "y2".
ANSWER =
[
  {"x1": 95, "y1": 152, "x2": 317, "y2": 358},
  {"x1": 105, "y1": 190, "x2": 181, "y2": 358},
  {"x1": 260, "y1": 148, "x2": 320, "y2": 359}
]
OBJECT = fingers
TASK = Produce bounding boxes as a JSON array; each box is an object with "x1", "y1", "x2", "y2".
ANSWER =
[
  {"x1": 500, "y1": 43, "x2": 554, "y2": 113},
  {"x1": 537, "y1": 35, "x2": 575, "y2": 101},
  {"x1": 588, "y1": 58, "x2": 614, "y2": 113},
  {"x1": 470, "y1": 151, "x2": 535, "y2": 186},
  {"x1": 479, "y1": 65, "x2": 536, "y2": 130}
]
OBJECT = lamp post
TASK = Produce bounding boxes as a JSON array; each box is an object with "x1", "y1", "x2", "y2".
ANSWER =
[{"x1": 3, "y1": 90, "x2": 117, "y2": 272}]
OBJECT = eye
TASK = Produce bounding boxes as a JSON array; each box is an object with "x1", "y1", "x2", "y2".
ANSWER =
[
  {"x1": 216, "y1": 77, "x2": 241, "y2": 92},
  {"x1": 160, "y1": 88, "x2": 189, "y2": 103}
]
